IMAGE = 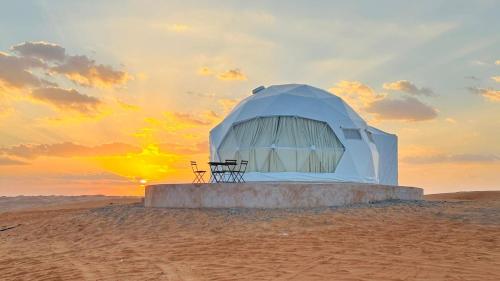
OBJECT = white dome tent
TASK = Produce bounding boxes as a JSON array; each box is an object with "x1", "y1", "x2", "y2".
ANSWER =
[{"x1": 209, "y1": 84, "x2": 398, "y2": 185}]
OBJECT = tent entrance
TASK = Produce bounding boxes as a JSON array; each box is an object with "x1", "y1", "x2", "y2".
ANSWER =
[{"x1": 218, "y1": 116, "x2": 345, "y2": 173}]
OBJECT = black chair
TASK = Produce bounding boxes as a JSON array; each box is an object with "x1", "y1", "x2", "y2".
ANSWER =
[
  {"x1": 234, "y1": 160, "x2": 248, "y2": 183},
  {"x1": 209, "y1": 162, "x2": 226, "y2": 183},
  {"x1": 190, "y1": 161, "x2": 206, "y2": 183},
  {"x1": 224, "y1": 160, "x2": 238, "y2": 182}
]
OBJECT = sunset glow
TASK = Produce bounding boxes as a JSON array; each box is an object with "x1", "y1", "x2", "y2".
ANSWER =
[{"x1": 1, "y1": 1, "x2": 499, "y2": 195}]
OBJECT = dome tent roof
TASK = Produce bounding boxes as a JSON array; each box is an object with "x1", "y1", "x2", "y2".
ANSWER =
[{"x1": 209, "y1": 84, "x2": 398, "y2": 185}]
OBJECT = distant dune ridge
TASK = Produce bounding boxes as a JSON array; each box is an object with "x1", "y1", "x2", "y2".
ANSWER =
[
  {"x1": 424, "y1": 191, "x2": 500, "y2": 201},
  {"x1": 0, "y1": 195, "x2": 140, "y2": 213},
  {"x1": 0, "y1": 192, "x2": 499, "y2": 280}
]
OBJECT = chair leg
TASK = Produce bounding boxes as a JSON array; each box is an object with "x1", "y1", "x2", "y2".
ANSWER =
[
  {"x1": 237, "y1": 172, "x2": 245, "y2": 183},
  {"x1": 193, "y1": 172, "x2": 205, "y2": 184}
]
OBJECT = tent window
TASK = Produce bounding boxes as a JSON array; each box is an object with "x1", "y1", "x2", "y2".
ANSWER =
[
  {"x1": 342, "y1": 128, "x2": 362, "y2": 140},
  {"x1": 218, "y1": 116, "x2": 345, "y2": 173}
]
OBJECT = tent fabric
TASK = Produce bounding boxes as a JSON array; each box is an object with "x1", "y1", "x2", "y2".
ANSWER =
[
  {"x1": 218, "y1": 116, "x2": 345, "y2": 173},
  {"x1": 209, "y1": 84, "x2": 398, "y2": 185}
]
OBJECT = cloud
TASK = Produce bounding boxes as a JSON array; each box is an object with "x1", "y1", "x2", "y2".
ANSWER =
[
  {"x1": 492, "y1": 76, "x2": 500, "y2": 83},
  {"x1": 366, "y1": 96, "x2": 438, "y2": 121},
  {"x1": 329, "y1": 80, "x2": 383, "y2": 111},
  {"x1": 496, "y1": 60, "x2": 500, "y2": 65},
  {"x1": 402, "y1": 153, "x2": 500, "y2": 164},
  {"x1": 217, "y1": 69, "x2": 247, "y2": 81},
  {"x1": 0, "y1": 156, "x2": 28, "y2": 165},
  {"x1": 31, "y1": 87, "x2": 101, "y2": 113},
  {"x1": 11, "y1": 41, "x2": 66, "y2": 62},
  {"x1": 164, "y1": 111, "x2": 218, "y2": 126},
  {"x1": 197, "y1": 67, "x2": 214, "y2": 76},
  {"x1": 198, "y1": 67, "x2": 248, "y2": 81},
  {"x1": 468, "y1": 86, "x2": 500, "y2": 102},
  {"x1": 1, "y1": 41, "x2": 132, "y2": 116},
  {"x1": 51, "y1": 55, "x2": 130, "y2": 88},
  {"x1": 0, "y1": 142, "x2": 141, "y2": 159},
  {"x1": 0, "y1": 52, "x2": 47, "y2": 89},
  {"x1": 331, "y1": 80, "x2": 438, "y2": 122},
  {"x1": 3, "y1": 41, "x2": 130, "y2": 90},
  {"x1": 382, "y1": 80, "x2": 435, "y2": 96}
]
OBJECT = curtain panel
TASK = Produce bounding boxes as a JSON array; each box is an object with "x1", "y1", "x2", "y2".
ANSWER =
[{"x1": 218, "y1": 116, "x2": 345, "y2": 173}]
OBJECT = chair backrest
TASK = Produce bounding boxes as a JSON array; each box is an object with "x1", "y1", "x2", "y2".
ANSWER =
[
  {"x1": 239, "y1": 160, "x2": 248, "y2": 173},
  {"x1": 225, "y1": 159, "x2": 237, "y2": 171},
  {"x1": 190, "y1": 161, "x2": 198, "y2": 173}
]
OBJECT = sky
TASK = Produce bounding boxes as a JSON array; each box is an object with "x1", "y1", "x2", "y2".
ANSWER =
[{"x1": 0, "y1": 0, "x2": 499, "y2": 196}]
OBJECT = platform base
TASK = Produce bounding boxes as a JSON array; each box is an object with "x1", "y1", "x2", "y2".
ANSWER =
[{"x1": 145, "y1": 182, "x2": 423, "y2": 209}]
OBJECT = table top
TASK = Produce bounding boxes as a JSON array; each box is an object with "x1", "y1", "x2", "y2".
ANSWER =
[{"x1": 208, "y1": 161, "x2": 237, "y2": 166}]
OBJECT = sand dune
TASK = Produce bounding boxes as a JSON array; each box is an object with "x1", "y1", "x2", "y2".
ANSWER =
[
  {"x1": 1, "y1": 192, "x2": 499, "y2": 280},
  {"x1": 425, "y1": 190, "x2": 500, "y2": 201},
  {"x1": 0, "y1": 195, "x2": 141, "y2": 213}
]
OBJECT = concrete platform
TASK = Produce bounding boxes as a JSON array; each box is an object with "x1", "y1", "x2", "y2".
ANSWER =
[{"x1": 145, "y1": 182, "x2": 423, "y2": 209}]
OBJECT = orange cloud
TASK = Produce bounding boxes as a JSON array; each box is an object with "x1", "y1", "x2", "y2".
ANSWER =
[
  {"x1": 366, "y1": 96, "x2": 438, "y2": 121},
  {"x1": 217, "y1": 68, "x2": 247, "y2": 81},
  {"x1": 31, "y1": 87, "x2": 102, "y2": 114},
  {"x1": 197, "y1": 66, "x2": 214, "y2": 76},
  {"x1": 331, "y1": 80, "x2": 438, "y2": 122},
  {"x1": 198, "y1": 67, "x2": 247, "y2": 81},
  {"x1": 329, "y1": 80, "x2": 383, "y2": 111},
  {"x1": 0, "y1": 52, "x2": 47, "y2": 89},
  {"x1": 1, "y1": 142, "x2": 141, "y2": 159},
  {"x1": 0, "y1": 41, "x2": 132, "y2": 118},
  {"x1": 383, "y1": 80, "x2": 435, "y2": 96},
  {"x1": 51, "y1": 55, "x2": 131, "y2": 88},
  {"x1": 468, "y1": 87, "x2": 500, "y2": 102},
  {"x1": 3, "y1": 42, "x2": 131, "y2": 90},
  {"x1": 492, "y1": 76, "x2": 500, "y2": 83}
]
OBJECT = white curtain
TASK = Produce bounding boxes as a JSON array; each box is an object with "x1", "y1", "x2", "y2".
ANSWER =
[{"x1": 218, "y1": 116, "x2": 345, "y2": 173}]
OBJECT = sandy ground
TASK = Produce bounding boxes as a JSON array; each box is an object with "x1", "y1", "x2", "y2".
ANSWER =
[{"x1": 0, "y1": 192, "x2": 499, "y2": 281}]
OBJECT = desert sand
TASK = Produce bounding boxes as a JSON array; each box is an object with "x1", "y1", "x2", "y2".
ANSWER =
[{"x1": 1, "y1": 192, "x2": 499, "y2": 281}]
